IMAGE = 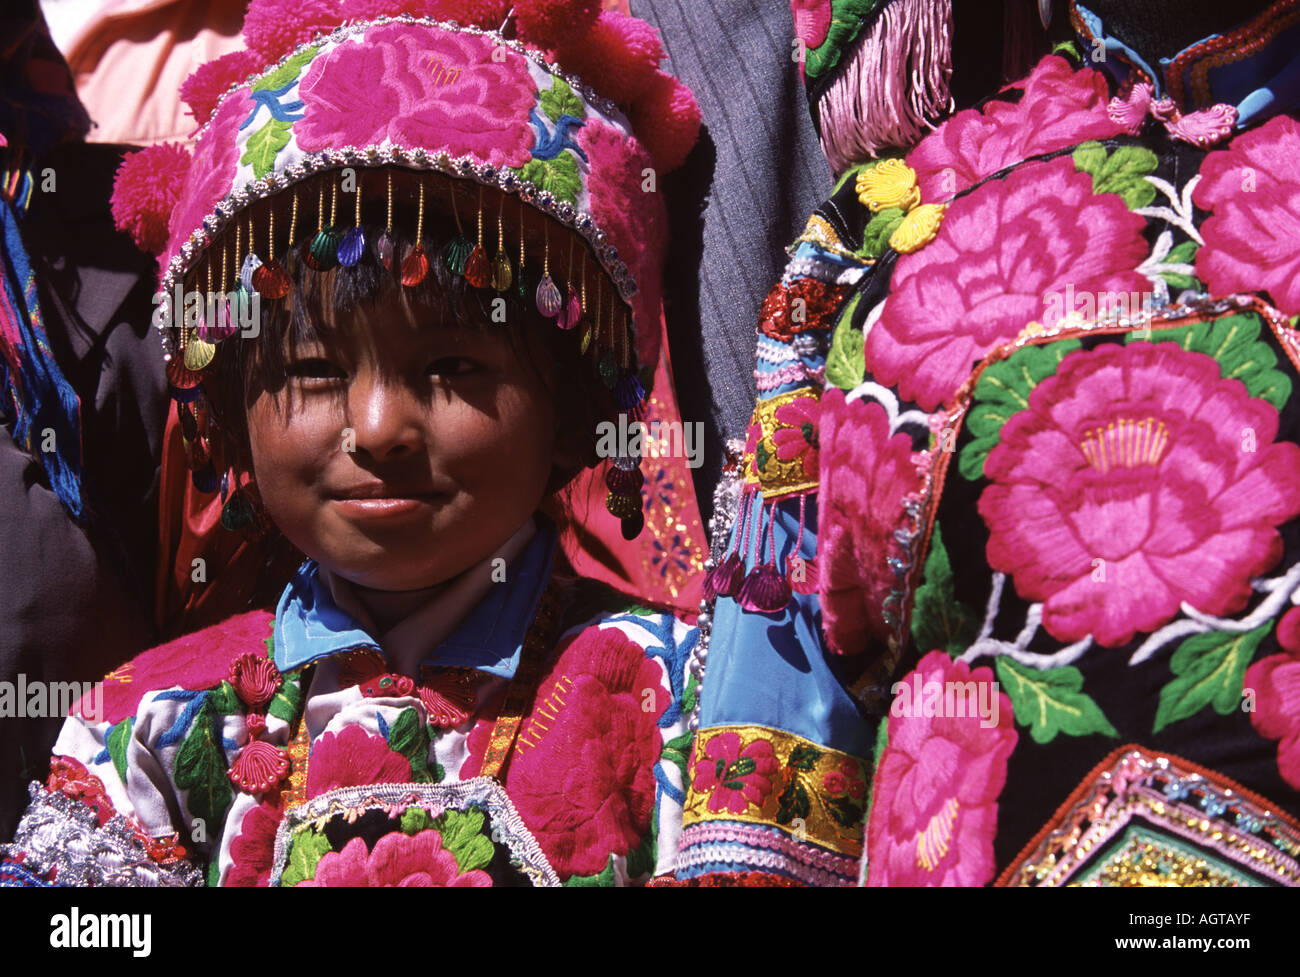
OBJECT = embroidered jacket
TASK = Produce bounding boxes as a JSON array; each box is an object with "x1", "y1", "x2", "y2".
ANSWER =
[
  {"x1": 820, "y1": 9, "x2": 1300, "y2": 885},
  {"x1": 0, "y1": 522, "x2": 698, "y2": 886}
]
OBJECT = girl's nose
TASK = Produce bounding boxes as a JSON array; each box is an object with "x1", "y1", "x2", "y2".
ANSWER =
[{"x1": 346, "y1": 373, "x2": 426, "y2": 460}]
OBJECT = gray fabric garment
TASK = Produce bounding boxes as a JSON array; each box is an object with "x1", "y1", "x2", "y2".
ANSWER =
[{"x1": 630, "y1": 0, "x2": 832, "y2": 519}]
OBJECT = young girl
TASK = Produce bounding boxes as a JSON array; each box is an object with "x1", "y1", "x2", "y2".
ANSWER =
[{"x1": 0, "y1": 0, "x2": 705, "y2": 887}]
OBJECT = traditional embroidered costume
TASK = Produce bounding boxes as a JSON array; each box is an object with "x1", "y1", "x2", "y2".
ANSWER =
[
  {"x1": 1, "y1": 0, "x2": 709, "y2": 887},
  {"x1": 689, "y1": 0, "x2": 1300, "y2": 886}
]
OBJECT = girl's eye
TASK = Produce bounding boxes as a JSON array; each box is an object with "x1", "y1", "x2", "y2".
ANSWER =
[
  {"x1": 286, "y1": 358, "x2": 346, "y2": 380},
  {"x1": 426, "y1": 357, "x2": 480, "y2": 377}
]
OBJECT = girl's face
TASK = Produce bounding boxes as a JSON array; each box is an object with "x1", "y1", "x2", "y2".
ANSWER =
[{"x1": 246, "y1": 290, "x2": 566, "y2": 592}]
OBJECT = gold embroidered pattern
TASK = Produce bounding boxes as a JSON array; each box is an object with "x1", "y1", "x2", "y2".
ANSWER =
[
  {"x1": 683, "y1": 724, "x2": 867, "y2": 858},
  {"x1": 744, "y1": 386, "x2": 821, "y2": 499}
]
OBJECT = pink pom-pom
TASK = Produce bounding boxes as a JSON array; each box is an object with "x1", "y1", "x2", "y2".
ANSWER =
[
  {"x1": 629, "y1": 71, "x2": 702, "y2": 174},
  {"x1": 341, "y1": 0, "x2": 441, "y2": 19},
  {"x1": 180, "y1": 49, "x2": 260, "y2": 127},
  {"x1": 111, "y1": 143, "x2": 192, "y2": 255},
  {"x1": 427, "y1": 0, "x2": 512, "y2": 25},
  {"x1": 552, "y1": 11, "x2": 664, "y2": 105},
  {"x1": 514, "y1": 0, "x2": 600, "y2": 50},
  {"x1": 242, "y1": 0, "x2": 342, "y2": 61}
]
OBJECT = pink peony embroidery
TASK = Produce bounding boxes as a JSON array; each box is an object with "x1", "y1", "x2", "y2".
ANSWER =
[
  {"x1": 909, "y1": 55, "x2": 1124, "y2": 202},
  {"x1": 166, "y1": 89, "x2": 251, "y2": 260},
  {"x1": 865, "y1": 156, "x2": 1149, "y2": 411},
  {"x1": 576, "y1": 119, "x2": 667, "y2": 368},
  {"x1": 790, "y1": 0, "x2": 832, "y2": 51},
  {"x1": 818, "y1": 391, "x2": 921, "y2": 655},
  {"x1": 979, "y1": 342, "x2": 1300, "y2": 647},
  {"x1": 1244, "y1": 607, "x2": 1300, "y2": 790},
  {"x1": 295, "y1": 23, "x2": 536, "y2": 168},
  {"x1": 226, "y1": 801, "x2": 282, "y2": 887},
  {"x1": 690, "y1": 731, "x2": 779, "y2": 815},
  {"x1": 866, "y1": 651, "x2": 1016, "y2": 886},
  {"x1": 1193, "y1": 115, "x2": 1300, "y2": 315},
  {"x1": 305, "y1": 724, "x2": 412, "y2": 800},
  {"x1": 772, "y1": 394, "x2": 820, "y2": 481},
  {"x1": 495, "y1": 626, "x2": 666, "y2": 878},
  {"x1": 299, "y1": 830, "x2": 492, "y2": 887}
]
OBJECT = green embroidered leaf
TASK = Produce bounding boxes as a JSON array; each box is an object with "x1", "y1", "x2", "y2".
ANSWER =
[
  {"x1": 1072, "y1": 141, "x2": 1159, "y2": 210},
  {"x1": 106, "y1": 717, "x2": 133, "y2": 785},
  {"x1": 208, "y1": 681, "x2": 242, "y2": 717},
  {"x1": 241, "y1": 118, "x2": 292, "y2": 180},
  {"x1": 252, "y1": 46, "x2": 318, "y2": 92},
  {"x1": 775, "y1": 778, "x2": 810, "y2": 824},
  {"x1": 513, "y1": 154, "x2": 581, "y2": 205},
  {"x1": 825, "y1": 292, "x2": 865, "y2": 391},
  {"x1": 959, "y1": 339, "x2": 1082, "y2": 481},
  {"x1": 788, "y1": 744, "x2": 822, "y2": 772},
  {"x1": 563, "y1": 854, "x2": 618, "y2": 887},
  {"x1": 910, "y1": 524, "x2": 981, "y2": 657},
  {"x1": 206, "y1": 856, "x2": 221, "y2": 888},
  {"x1": 431, "y1": 806, "x2": 495, "y2": 873},
  {"x1": 1153, "y1": 624, "x2": 1270, "y2": 733},
  {"x1": 267, "y1": 669, "x2": 304, "y2": 724},
  {"x1": 540, "y1": 76, "x2": 584, "y2": 123},
  {"x1": 661, "y1": 730, "x2": 694, "y2": 784},
  {"x1": 625, "y1": 828, "x2": 657, "y2": 881},
  {"x1": 804, "y1": 0, "x2": 881, "y2": 80},
  {"x1": 401, "y1": 805, "x2": 433, "y2": 835},
  {"x1": 386, "y1": 706, "x2": 431, "y2": 781},
  {"x1": 173, "y1": 699, "x2": 232, "y2": 830},
  {"x1": 825, "y1": 794, "x2": 865, "y2": 829},
  {"x1": 1159, "y1": 239, "x2": 1202, "y2": 292},
  {"x1": 1051, "y1": 40, "x2": 1083, "y2": 63},
  {"x1": 681, "y1": 673, "x2": 699, "y2": 721},
  {"x1": 857, "y1": 206, "x2": 905, "y2": 260},
  {"x1": 995, "y1": 658, "x2": 1118, "y2": 743},
  {"x1": 281, "y1": 828, "x2": 332, "y2": 887},
  {"x1": 833, "y1": 160, "x2": 873, "y2": 195},
  {"x1": 1127, "y1": 312, "x2": 1292, "y2": 411}
]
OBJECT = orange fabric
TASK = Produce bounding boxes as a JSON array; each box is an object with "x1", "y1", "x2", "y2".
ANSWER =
[{"x1": 64, "y1": 0, "x2": 247, "y2": 147}]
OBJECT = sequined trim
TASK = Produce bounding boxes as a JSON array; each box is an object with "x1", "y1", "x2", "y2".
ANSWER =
[
  {"x1": 269, "y1": 778, "x2": 560, "y2": 886},
  {"x1": 997, "y1": 745, "x2": 1300, "y2": 887},
  {"x1": 0, "y1": 783, "x2": 203, "y2": 887},
  {"x1": 682, "y1": 724, "x2": 867, "y2": 858}
]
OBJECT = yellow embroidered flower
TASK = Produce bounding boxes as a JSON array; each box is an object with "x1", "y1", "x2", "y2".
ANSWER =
[
  {"x1": 856, "y1": 159, "x2": 921, "y2": 212},
  {"x1": 889, "y1": 203, "x2": 947, "y2": 253}
]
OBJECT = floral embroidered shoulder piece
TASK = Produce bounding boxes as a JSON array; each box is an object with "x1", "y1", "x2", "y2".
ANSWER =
[
  {"x1": 0, "y1": 524, "x2": 699, "y2": 887},
  {"x1": 813, "y1": 10, "x2": 1300, "y2": 885}
]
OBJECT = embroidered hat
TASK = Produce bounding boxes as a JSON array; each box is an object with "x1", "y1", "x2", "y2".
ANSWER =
[{"x1": 111, "y1": 0, "x2": 701, "y2": 538}]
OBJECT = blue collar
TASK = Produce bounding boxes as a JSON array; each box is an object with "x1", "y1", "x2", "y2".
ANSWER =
[
  {"x1": 1075, "y1": 2, "x2": 1300, "y2": 128},
  {"x1": 272, "y1": 520, "x2": 558, "y2": 679}
]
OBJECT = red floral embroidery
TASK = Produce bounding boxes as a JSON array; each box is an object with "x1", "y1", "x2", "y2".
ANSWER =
[
  {"x1": 297, "y1": 831, "x2": 492, "y2": 887},
  {"x1": 772, "y1": 394, "x2": 820, "y2": 481},
  {"x1": 979, "y1": 342, "x2": 1300, "y2": 646},
  {"x1": 226, "y1": 801, "x2": 282, "y2": 887},
  {"x1": 690, "y1": 731, "x2": 780, "y2": 815},
  {"x1": 1245, "y1": 607, "x2": 1300, "y2": 790},
  {"x1": 46, "y1": 756, "x2": 116, "y2": 827},
  {"x1": 305, "y1": 724, "x2": 411, "y2": 800}
]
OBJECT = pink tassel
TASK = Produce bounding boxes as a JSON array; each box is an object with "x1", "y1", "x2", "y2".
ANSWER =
[{"x1": 816, "y1": 0, "x2": 954, "y2": 172}]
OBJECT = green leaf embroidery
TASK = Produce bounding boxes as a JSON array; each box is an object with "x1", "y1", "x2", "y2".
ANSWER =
[
  {"x1": 825, "y1": 794, "x2": 865, "y2": 829},
  {"x1": 252, "y1": 46, "x2": 318, "y2": 93},
  {"x1": 267, "y1": 669, "x2": 304, "y2": 724},
  {"x1": 1126, "y1": 312, "x2": 1292, "y2": 411},
  {"x1": 241, "y1": 118, "x2": 292, "y2": 179},
  {"x1": 513, "y1": 154, "x2": 581, "y2": 205},
  {"x1": 430, "y1": 806, "x2": 495, "y2": 873},
  {"x1": 862, "y1": 715, "x2": 889, "y2": 832},
  {"x1": 386, "y1": 706, "x2": 431, "y2": 782},
  {"x1": 208, "y1": 681, "x2": 242, "y2": 717},
  {"x1": 804, "y1": 0, "x2": 882, "y2": 80},
  {"x1": 1072, "y1": 141, "x2": 1159, "y2": 210},
  {"x1": 400, "y1": 805, "x2": 433, "y2": 835},
  {"x1": 1051, "y1": 39, "x2": 1083, "y2": 63},
  {"x1": 106, "y1": 717, "x2": 133, "y2": 785},
  {"x1": 775, "y1": 778, "x2": 810, "y2": 824},
  {"x1": 681, "y1": 673, "x2": 699, "y2": 721},
  {"x1": 857, "y1": 206, "x2": 905, "y2": 260},
  {"x1": 825, "y1": 292, "x2": 865, "y2": 391},
  {"x1": 1152, "y1": 624, "x2": 1270, "y2": 733},
  {"x1": 910, "y1": 525, "x2": 981, "y2": 657},
  {"x1": 995, "y1": 658, "x2": 1118, "y2": 744},
  {"x1": 661, "y1": 729, "x2": 694, "y2": 785},
  {"x1": 539, "y1": 76, "x2": 584, "y2": 123},
  {"x1": 960, "y1": 339, "x2": 1082, "y2": 481},
  {"x1": 173, "y1": 698, "x2": 233, "y2": 831},
  {"x1": 624, "y1": 827, "x2": 657, "y2": 881},
  {"x1": 787, "y1": 744, "x2": 822, "y2": 772},
  {"x1": 1159, "y1": 239, "x2": 1202, "y2": 292},
  {"x1": 563, "y1": 854, "x2": 618, "y2": 887},
  {"x1": 281, "y1": 827, "x2": 332, "y2": 887}
]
